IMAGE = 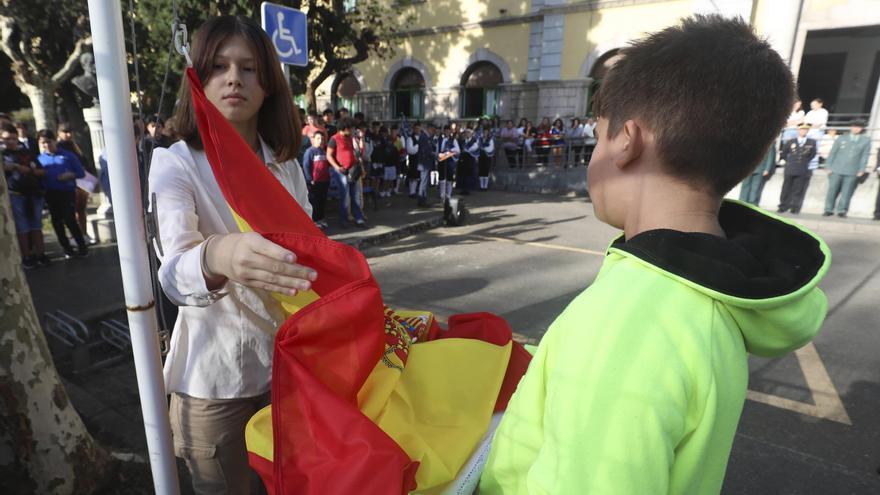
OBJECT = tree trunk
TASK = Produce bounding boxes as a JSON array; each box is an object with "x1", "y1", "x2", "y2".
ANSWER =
[
  {"x1": 23, "y1": 80, "x2": 58, "y2": 132},
  {"x1": 0, "y1": 173, "x2": 110, "y2": 493},
  {"x1": 305, "y1": 83, "x2": 317, "y2": 114}
]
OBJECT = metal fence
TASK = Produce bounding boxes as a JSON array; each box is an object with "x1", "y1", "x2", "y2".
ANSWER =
[{"x1": 496, "y1": 137, "x2": 597, "y2": 169}]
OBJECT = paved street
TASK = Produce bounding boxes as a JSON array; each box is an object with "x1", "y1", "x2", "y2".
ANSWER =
[
  {"x1": 363, "y1": 191, "x2": 880, "y2": 494},
  {"x1": 24, "y1": 189, "x2": 880, "y2": 493}
]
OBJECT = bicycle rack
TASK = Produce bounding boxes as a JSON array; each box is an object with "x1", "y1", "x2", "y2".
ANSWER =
[
  {"x1": 69, "y1": 319, "x2": 133, "y2": 373},
  {"x1": 43, "y1": 310, "x2": 90, "y2": 347},
  {"x1": 100, "y1": 319, "x2": 132, "y2": 352}
]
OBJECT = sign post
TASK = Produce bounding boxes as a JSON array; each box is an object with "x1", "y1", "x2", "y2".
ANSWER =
[{"x1": 261, "y1": 1, "x2": 309, "y2": 83}]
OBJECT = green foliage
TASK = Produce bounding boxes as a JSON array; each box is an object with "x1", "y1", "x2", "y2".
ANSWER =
[
  {"x1": 0, "y1": 0, "x2": 89, "y2": 81},
  {"x1": 291, "y1": 0, "x2": 412, "y2": 97},
  {"x1": 129, "y1": 0, "x2": 257, "y2": 117},
  {"x1": 10, "y1": 108, "x2": 33, "y2": 129},
  {"x1": 1, "y1": 0, "x2": 410, "y2": 119}
]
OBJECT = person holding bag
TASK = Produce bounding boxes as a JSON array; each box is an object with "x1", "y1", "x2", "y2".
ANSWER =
[{"x1": 326, "y1": 117, "x2": 367, "y2": 228}]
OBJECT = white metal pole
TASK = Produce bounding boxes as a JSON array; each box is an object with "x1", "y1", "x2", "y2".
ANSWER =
[{"x1": 86, "y1": 1, "x2": 180, "y2": 494}]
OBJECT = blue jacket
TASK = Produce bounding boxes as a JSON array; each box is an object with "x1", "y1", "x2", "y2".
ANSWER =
[
  {"x1": 417, "y1": 131, "x2": 436, "y2": 169},
  {"x1": 38, "y1": 148, "x2": 85, "y2": 191}
]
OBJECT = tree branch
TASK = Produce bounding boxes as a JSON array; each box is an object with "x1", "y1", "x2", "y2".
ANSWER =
[
  {"x1": 0, "y1": 16, "x2": 36, "y2": 86},
  {"x1": 309, "y1": 59, "x2": 336, "y2": 91},
  {"x1": 17, "y1": 33, "x2": 43, "y2": 78},
  {"x1": 51, "y1": 35, "x2": 92, "y2": 86}
]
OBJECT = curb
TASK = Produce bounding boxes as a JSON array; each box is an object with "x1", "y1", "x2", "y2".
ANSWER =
[
  {"x1": 342, "y1": 215, "x2": 445, "y2": 250},
  {"x1": 782, "y1": 215, "x2": 880, "y2": 236}
]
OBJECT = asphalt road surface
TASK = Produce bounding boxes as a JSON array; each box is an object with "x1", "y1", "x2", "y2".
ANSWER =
[{"x1": 363, "y1": 191, "x2": 880, "y2": 495}]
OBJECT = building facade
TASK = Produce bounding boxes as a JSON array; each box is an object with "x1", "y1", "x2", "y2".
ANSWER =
[{"x1": 311, "y1": 0, "x2": 880, "y2": 135}]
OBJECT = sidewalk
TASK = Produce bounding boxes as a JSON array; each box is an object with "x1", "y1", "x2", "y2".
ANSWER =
[
  {"x1": 23, "y1": 187, "x2": 879, "y2": 492},
  {"x1": 24, "y1": 188, "x2": 501, "y2": 493}
]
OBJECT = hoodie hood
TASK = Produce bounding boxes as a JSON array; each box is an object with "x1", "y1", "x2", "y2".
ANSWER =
[{"x1": 609, "y1": 200, "x2": 830, "y2": 357}]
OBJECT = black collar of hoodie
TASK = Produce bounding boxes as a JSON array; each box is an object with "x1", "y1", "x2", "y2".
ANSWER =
[{"x1": 610, "y1": 201, "x2": 826, "y2": 299}]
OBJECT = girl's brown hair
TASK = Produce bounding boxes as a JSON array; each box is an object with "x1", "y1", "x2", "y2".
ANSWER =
[{"x1": 174, "y1": 15, "x2": 302, "y2": 162}]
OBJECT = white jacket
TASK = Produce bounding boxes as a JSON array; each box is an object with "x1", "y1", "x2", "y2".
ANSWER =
[{"x1": 148, "y1": 138, "x2": 312, "y2": 399}]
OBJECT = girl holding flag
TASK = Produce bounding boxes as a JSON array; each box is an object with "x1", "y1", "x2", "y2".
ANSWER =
[{"x1": 148, "y1": 15, "x2": 315, "y2": 494}]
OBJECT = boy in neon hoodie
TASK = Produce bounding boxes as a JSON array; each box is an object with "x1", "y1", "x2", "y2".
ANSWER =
[{"x1": 480, "y1": 15, "x2": 829, "y2": 495}]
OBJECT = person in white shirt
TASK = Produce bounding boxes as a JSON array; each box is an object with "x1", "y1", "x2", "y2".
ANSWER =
[
  {"x1": 804, "y1": 98, "x2": 828, "y2": 170},
  {"x1": 782, "y1": 100, "x2": 804, "y2": 142},
  {"x1": 804, "y1": 98, "x2": 828, "y2": 129},
  {"x1": 148, "y1": 16, "x2": 315, "y2": 494},
  {"x1": 565, "y1": 118, "x2": 585, "y2": 167},
  {"x1": 499, "y1": 120, "x2": 521, "y2": 168}
]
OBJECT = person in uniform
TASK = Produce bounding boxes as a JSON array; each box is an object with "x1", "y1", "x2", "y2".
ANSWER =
[
  {"x1": 437, "y1": 125, "x2": 460, "y2": 202},
  {"x1": 738, "y1": 146, "x2": 776, "y2": 206},
  {"x1": 823, "y1": 120, "x2": 871, "y2": 218},
  {"x1": 777, "y1": 122, "x2": 816, "y2": 214}
]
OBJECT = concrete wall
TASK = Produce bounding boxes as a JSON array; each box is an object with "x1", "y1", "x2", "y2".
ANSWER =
[{"x1": 800, "y1": 30, "x2": 880, "y2": 114}]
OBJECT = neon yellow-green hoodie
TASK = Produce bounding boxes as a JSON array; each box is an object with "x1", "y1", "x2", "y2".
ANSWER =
[{"x1": 480, "y1": 201, "x2": 830, "y2": 494}]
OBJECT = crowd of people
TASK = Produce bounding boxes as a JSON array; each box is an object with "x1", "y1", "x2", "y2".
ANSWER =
[
  {"x1": 736, "y1": 98, "x2": 879, "y2": 220},
  {"x1": 5, "y1": 13, "x2": 880, "y2": 495},
  {"x1": 4, "y1": 92, "x2": 879, "y2": 274},
  {"x1": 2, "y1": 114, "x2": 98, "y2": 269},
  {"x1": 296, "y1": 109, "x2": 598, "y2": 229}
]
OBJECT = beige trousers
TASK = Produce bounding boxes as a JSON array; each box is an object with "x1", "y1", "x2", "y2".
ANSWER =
[{"x1": 169, "y1": 392, "x2": 270, "y2": 495}]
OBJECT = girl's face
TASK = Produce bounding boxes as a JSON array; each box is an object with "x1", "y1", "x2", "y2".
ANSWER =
[{"x1": 203, "y1": 35, "x2": 267, "y2": 126}]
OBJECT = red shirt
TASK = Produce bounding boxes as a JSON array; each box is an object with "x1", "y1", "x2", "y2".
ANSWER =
[
  {"x1": 328, "y1": 134, "x2": 356, "y2": 170},
  {"x1": 302, "y1": 123, "x2": 326, "y2": 137}
]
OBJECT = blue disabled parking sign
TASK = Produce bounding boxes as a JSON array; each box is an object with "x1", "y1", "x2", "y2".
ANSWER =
[{"x1": 261, "y1": 2, "x2": 308, "y2": 67}]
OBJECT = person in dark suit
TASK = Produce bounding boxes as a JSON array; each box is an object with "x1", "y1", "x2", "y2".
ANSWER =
[
  {"x1": 14, "y1": 122, "x2": 38, "y2": 152},
  {"x1": 778, "y1": 122, "x2": 817, "y2": 214}
]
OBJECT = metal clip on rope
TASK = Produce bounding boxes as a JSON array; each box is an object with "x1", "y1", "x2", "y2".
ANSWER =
[{"x1": 173, "y1": 23, "x2": 192, "y2": 67}]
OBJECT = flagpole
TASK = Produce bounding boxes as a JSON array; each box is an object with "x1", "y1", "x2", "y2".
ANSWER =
[{"x1": 85, "y1": 1, "x2": 180, "y2": 493}]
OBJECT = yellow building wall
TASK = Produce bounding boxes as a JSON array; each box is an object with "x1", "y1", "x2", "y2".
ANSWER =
[
  {"x1": 352, "y1": 21, "x2": 531, "y2": 92},
  {"x1": 560, "y1": 0, "x2": 695, "y2": 80},
  {"x1": 398, "y1": 0, "x2": 531, "y2": 31}
]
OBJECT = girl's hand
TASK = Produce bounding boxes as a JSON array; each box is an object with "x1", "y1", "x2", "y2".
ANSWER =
[{"x1": 202, "y1": 232, "x2": 317, "y2": 294}]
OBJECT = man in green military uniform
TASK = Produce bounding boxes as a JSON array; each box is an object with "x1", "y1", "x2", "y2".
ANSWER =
[
  {"x1": 739, "y1": 146, "x2": 776, "y2": 205},
  {"x1": 823, "y1": 120, "x2": 871, "y2": 217}
]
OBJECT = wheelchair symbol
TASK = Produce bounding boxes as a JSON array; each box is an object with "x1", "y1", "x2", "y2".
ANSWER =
[{"x1": 272, "y1": 11, "x2": 302, "y2": 58}]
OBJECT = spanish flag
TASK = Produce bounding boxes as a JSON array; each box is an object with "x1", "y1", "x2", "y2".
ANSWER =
[{"x1": 186, "y1": 68, "x2": 530, "y2": 494}]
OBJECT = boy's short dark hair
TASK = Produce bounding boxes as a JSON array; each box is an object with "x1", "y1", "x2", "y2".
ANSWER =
[
  {"x1": 36, "y1": 129, "x2": 56, "y2": 140},
  {"x1": 595, "y1": 15, "x2": 794, "y2": 195},
  {"x1": 1, "y1": 122, "x2": 17, "y2": 134},
  {"x1": 323, "y1": 108, "x2": 334, "y2": 116},
  {"x1": 336, "y1": 117, "x2": 354, "y2": 131}
]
